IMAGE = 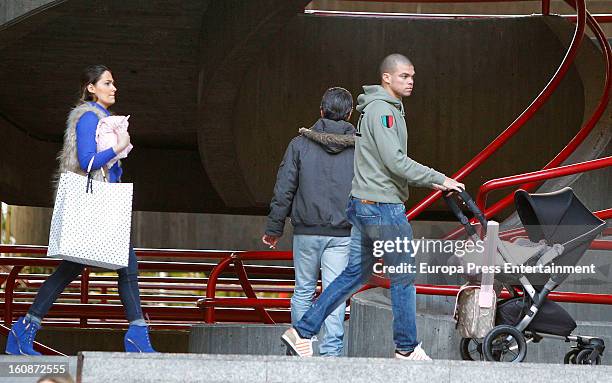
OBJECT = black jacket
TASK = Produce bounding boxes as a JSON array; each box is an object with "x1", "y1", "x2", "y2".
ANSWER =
[{"x1": 265, "y1": 118, "x2": 356, "y2": 237}]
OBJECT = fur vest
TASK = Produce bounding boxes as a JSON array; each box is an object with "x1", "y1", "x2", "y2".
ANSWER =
[{"x1": 56, "y1": 102, "x2": 109, "y2": 184}]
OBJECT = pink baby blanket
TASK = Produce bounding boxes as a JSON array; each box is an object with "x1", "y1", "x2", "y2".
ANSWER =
[{"x1": 95, "y1": 115, "x2": 133, "y2": 167}]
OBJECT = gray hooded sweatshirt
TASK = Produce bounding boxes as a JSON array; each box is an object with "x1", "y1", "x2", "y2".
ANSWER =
[
  {"x1": 266, "y1": 118, "x2": 355, "y2": 237},
  {"x1": 352, "y1": 85, "x2": 446, "y2": 203}
]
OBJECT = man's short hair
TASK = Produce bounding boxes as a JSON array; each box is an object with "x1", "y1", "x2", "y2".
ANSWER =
[
  {"x1": 321, "y1": 87, "x2": 353, "y2": 121},
  {"x1": 379, "y1": 54, "x2": 413, "y2": 78}
]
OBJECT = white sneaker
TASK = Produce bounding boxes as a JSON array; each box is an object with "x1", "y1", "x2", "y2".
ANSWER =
[
  {"x1": 281, "y1": 328, "x2": 314, "y2": 357},
  {"x1": 394, "y1": 343, "x2": 432, "y2": 360}
]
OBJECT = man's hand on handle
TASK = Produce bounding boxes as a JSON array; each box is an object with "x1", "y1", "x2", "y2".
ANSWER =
[{"x1": 432, "y1": 177, "x2": 465, "y2": 194}]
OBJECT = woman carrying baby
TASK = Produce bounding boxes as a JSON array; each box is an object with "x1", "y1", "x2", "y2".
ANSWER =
[{"x1": 5, "y1": 65, "x2": 156, "y2": 354}]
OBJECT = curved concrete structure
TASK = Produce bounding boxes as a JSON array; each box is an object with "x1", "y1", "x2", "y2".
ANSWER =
[{"x1": 0, "y1": 2, "x2": 608, "y2": 214}]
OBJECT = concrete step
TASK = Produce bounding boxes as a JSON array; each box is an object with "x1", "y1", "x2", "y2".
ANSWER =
[
  {"x1": 189, "y1": 323, "x2": 291, "y2": 355},
  {"x1": 189, "y1": 323, "x2": 352, "y2": 357},
  {"x1": 77, "y1": 352, "x2": 612, "y2": 383},
  {"x1": 0, "y1": 355, "x2": 78, "y2": 383}
]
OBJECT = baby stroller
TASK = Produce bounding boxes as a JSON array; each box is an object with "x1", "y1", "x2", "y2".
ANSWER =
[{"x1": 445, "y1": 188, "x2": 606, "y2": 364}]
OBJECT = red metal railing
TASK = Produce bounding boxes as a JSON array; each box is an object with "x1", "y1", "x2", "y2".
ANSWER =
[
  {"x1": 367, "y1": 276, "x2": 612, "y2": 305},
  {"x1": 413, "y1": 5, "x2": 612, "y2": 247},
  {"x1": 0, "y1": 248, "x2": 296, "y2": 326},
  {"x1": 406, "y1": 0, "x2": 589, "y2": 220},
  {"x1": 306, "y1": 10, "x2": 612, "y2": 23},
  {"x1": 474, "y1": 4, "x2": 612, "y2": 221},
  {"x1": 440, "y1": 157, "x2": 611, "y2": 240},
  {"x1": 196, "y1": 0, "x2": 611, "y2": 324},
  {"x1": 404, "y1": 0, "x2": 612, "y2": 223},
  {"x1": 201, "y1": 251, "x2": 291, "y2": 324},
  {"x1": 311, "y1": 4, "x2": 610, "y2": 240},
  {"x1": 476, "y1": 156, "x2": 612, "y2": 211},
  {"x1": 2, "y1": 0, "x2": 610, "y2": 355}
]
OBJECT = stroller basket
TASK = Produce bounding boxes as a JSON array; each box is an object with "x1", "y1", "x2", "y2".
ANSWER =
[{"x1": 497, "y1": 297, "x2": 577, "y2": 337}]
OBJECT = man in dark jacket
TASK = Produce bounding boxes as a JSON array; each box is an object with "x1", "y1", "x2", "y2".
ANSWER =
[
  {"x1": 281, "y1": 54, "x2": 464, "y2": 360},
  {"x1": 263, "y1": 87, "x2": 355, "y2": 356}
]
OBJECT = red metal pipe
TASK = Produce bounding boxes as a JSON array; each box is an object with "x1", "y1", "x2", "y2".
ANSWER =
[
  {"x1": 542, "y1": 0, "x2": 550, "y2": 15},
  {"x1": 133, "y1": 248, "x2": 235, "y2": 258},
  {"x1": 0, "y1": 256, "x2": 295, "y2": 276},
  {"x1": 0, "y1": 244, "x2": 46, "y2": 255},
  {"x1": 3, "y1": 266, "x2": 23, "y2": 325},
  {"x1": 233, "y1": 259, "x2": 275, "y2": 324},
  {"x1": 591, "y1": 240, "x2": 612, "y2": 251},
  {"x1": 80, "y1": 268, "x2": 90, "y2": 327},
  {"x1": 368, "y1": 278, "x2": 612, "y2": 305},
  {"x1": 306, "y1": 10, "x2": 612, "y2": 23},
  {"x1": 306, "y1": 10, "x2": 527, "y2": 19},
  {"x1": 446, "y1": 158, "x2": 611, "y2": 241},
  {"x1": 406, "y1": 0, "x2": 587, "y2": 221},
  {"x1": 476, "y1": 156, "x2": 612, "y2": 211},
  {"x1": 474, "y1": 6, "x2": 612, "y2": 220},
  {"x1": 220, "y1": 251, "x2": 293, "y2": 261},
  {"x1": 334, "y1": 0, "x2": 542, "y2": 3},
  {"x1": 204, "y1": 254, "x2": 235, "y2": 323},
  {"x1": 0, "y1": 245, "x2": 294, "y2": 261},
  {"x1": 100, "y1": 286, "x2": 108, "y2": 304},
  {"x1": 198, "y1": 298, "x2": 291, "y2": 308},
  {"x1": 597, "y1": 208, "x2": 612, "y2": 220}
]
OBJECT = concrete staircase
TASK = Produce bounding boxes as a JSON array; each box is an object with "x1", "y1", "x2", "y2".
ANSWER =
[{"x1": 7, "y1": 352, "x2": 606, "y2": 383}]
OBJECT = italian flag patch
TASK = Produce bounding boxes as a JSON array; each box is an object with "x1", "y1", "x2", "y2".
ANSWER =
[{"x1": 381, "y1": 115, "x2": 394, "y2": 128}]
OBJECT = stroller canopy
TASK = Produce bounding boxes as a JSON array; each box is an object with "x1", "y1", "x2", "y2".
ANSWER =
[{"x1": 514, "y1": 187, "x2": 605, "y2": 245}]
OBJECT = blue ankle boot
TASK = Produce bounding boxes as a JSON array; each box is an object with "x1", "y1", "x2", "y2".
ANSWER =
[
  {"x1": 5, "y1": 316, "x2": 41, "y2": 355},
  {"x1": 124, "y1": 324, "x2": 156, "y2": 353}
]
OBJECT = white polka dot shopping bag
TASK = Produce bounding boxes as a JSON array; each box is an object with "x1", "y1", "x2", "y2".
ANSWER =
[{"x1": 47, "y1": 171, "x2": 133, "y2": 270}]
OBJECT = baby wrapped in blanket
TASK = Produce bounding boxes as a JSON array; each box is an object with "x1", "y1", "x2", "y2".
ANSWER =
[{"x1": 95, "y1": 115, "x2": 133, "y2": 167}]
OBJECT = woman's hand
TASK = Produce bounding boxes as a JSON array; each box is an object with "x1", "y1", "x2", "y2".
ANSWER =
[{"x1": 113, "y1": 130, "x2": 131, "y2": 154}]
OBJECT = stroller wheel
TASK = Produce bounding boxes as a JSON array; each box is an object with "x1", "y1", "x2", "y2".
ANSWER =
[
  {"x1": 459, "y1": 338, "x2": 483, "y2": 361},
  {"x1": 563, "y1": 349, "x2": 580, "y2": 364},
  {"x1": 575, "y1": 349, "x2": 602, "y2": 365},
  {"x1": 483, "y1": 325, "x2": 527, "y2": 363}
]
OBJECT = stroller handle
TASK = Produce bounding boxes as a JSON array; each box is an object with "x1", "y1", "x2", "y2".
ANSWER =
[{"x1": 442, "y1": 189, "x2": 488, "y2": 237}]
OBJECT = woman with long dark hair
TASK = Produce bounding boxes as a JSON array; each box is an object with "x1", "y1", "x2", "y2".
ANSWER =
[{"x1": 5, "y1": 65, "x2": 156, "y2": 354}]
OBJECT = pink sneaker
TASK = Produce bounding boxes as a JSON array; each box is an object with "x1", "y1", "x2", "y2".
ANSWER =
[{"x1": 281, "y1": 328, "x2": 314, "y2": 357}]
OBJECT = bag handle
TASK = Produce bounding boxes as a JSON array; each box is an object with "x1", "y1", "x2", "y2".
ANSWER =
[
  {"x1": 85, "y1": 156, "x2": 108, "y2": 194},
  {"x1": 86, "y1": 156, "x2": 107, "y2": 181}
]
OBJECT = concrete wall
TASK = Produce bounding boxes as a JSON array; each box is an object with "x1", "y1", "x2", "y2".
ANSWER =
[
  {"x1": 8, "y1": 206, "x2": 461, "y2": 251},
  {"x1": 1, "y1": 1, "x2": 607, "y2": 213},
  {"x1": 0, "y1": 0, "x2": 56, "y2": 25},
  {"x1": 8, "y1": 205, "x2": 297, "y2": 250},
  {"x1": 234, "y1": 15, "x2": 591, "y2": 210},
  {"x1": 0, "y1": 327, "x2": 189, "y2": 355}
]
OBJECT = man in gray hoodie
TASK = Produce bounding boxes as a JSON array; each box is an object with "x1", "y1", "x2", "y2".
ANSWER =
[
  {"x1": 282, "y1": 54, "x2": 464, "y2": 359},
  {"x1": 263, "y1": 87, "x2": 355, "y2": 356}
]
